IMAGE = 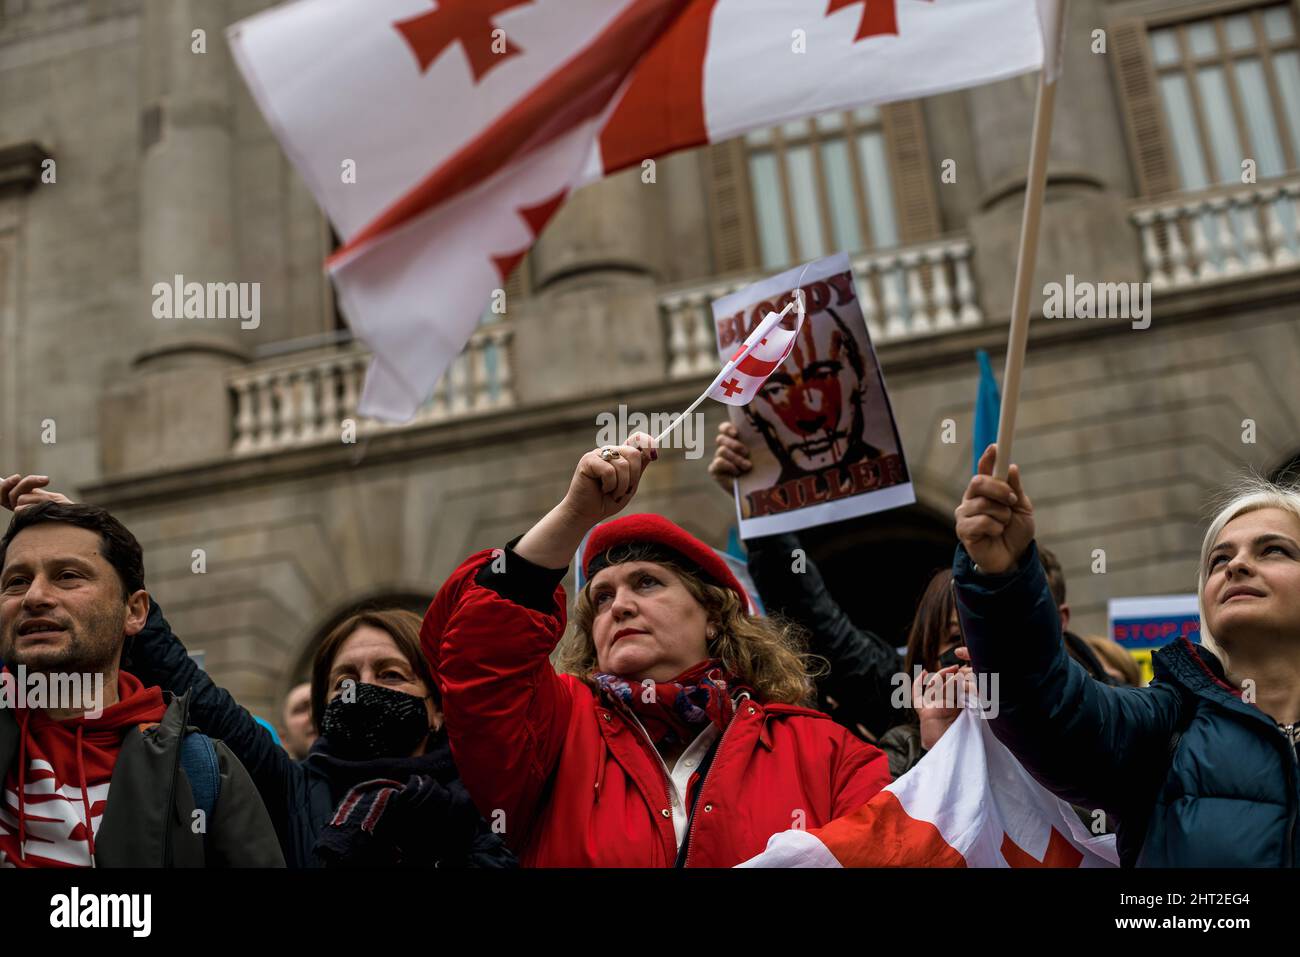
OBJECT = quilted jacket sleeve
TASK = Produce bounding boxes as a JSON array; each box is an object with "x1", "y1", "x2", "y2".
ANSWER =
[
  {"x1": 124, "y1": 600, "x2": 304, "y2": 851},
  {"x1": 953, "y1": 541, "x2": 1183, "y2": 816}
]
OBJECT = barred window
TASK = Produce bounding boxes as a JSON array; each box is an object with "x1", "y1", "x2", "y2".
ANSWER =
[
  {"x1": 1149, "y1": 4, "x2": 1300, "y2": 188},
  {"x1": 744, "y1": 106, "x2": 901, "y2": 269}
]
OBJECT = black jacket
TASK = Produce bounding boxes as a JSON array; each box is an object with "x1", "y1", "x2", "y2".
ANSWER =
[
  {"x1": 0, "y1": 690, "x2": 284, "y2": 867},
  {"x1": 745, "y1": 532, "x2": 903, "y2": 740},
  {"x1": 124, "y1": 602, "x2": 516, "y2": 869}
]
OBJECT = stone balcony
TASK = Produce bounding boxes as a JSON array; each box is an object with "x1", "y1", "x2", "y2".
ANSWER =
[
  {"x1": 86, "y1": 207, "x2": 1300, "y2": 511},
  {"x1": 224, "y1": 235, "x2": 984, "y2": 456},
  {"x1": 193, "y1": 190, "x2": 1300, "y2": 464},
  {"x1": 661, "y1": 237, "x2": 983, "y2": 380},
  {"x1": 227, "y1": 323, "x2": 516, "y2": 455},
  {"x1": 1131, "y1": 174, "x2": 1300, "y2": 290}
]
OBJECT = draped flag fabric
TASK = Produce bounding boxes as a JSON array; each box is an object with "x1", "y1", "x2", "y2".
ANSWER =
[
  {"x1": 229, "y1": 0, "x2": 1050, "y2": 421},
  {"x1": 738, "y1": 704, "x2": 1120, "y2": 867}
]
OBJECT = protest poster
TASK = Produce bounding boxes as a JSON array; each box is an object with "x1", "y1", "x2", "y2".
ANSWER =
[
  {"x1": 711, "y1": 253, "x2": 914, "y2": 538},
  {"x1": 1108, "y1": 595, "x2": 1202, "y2": 687}
]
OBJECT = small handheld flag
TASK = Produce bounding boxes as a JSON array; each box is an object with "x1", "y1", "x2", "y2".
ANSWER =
[{"x1": 652, "y1": 293, "x2": 806, "y2": 447}]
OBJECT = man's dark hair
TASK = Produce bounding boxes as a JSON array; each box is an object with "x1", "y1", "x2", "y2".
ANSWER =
[
  {"x1": 0, "y1": 502, "x2": 145, "y2": 598},
  {"x1": 1038, "y1": 545, "x2": 1066, "y2": 607}
]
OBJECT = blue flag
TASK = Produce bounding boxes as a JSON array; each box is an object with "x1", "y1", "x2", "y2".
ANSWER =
[
  {"x1": 973, "y1": 350, "x2": 1001, "y2": 475},
  {"x1": 725, "y1": 526, "x2": 746, "y2": 562}
]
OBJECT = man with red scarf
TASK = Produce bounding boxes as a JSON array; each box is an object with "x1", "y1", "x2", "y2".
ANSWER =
[{"x1": 0, "y1": 485, "x2": 282, "y2": 867}]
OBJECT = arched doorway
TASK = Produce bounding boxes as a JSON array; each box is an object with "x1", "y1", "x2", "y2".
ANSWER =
[{"x1": 791, "y1": 503, "x2": 957, "y2": 651}]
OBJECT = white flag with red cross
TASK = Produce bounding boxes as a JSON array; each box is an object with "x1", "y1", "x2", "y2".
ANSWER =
[
  {"x1": 706, "y1": 301, "x2": 804, "y2": 406},
  {"x1": 229, "y1": 0, "x2": 1053, "y2": 421},
  {"x1": 739, "y1": 703, "x2": 1119, "y2": 868}
]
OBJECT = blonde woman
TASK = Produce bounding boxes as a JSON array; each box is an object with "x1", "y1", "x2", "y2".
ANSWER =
[
  {"x1": 954, "y1": 444, "x2": 1300, "y2": 866},
  {"x1": 422, "y1": 434, "x2": 890, "y2": 866}
]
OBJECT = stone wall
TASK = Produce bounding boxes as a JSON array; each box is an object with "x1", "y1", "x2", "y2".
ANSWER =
[{"x1": 5, "y1": 0, "x2": 1298, "y2": 728}]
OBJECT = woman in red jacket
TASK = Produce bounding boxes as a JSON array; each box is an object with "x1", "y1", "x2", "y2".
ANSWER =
[{"x1": 422, "y1": 433, "x2": 891, "y2": 867}]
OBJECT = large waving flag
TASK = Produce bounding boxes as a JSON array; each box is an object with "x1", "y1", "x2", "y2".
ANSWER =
[
  {"x1": 229, "y1": 0, "x2": 1050, "y2": 420},
  {"x1": 739, "y1": 704, "x2": 1119, "y2": 867}
]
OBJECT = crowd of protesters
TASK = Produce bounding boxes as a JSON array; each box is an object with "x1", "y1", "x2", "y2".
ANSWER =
[{"x1": 0, "y1": 422, "x2": 1297, "y2": 868}]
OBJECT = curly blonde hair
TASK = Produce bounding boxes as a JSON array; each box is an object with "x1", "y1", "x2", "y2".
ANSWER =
[{"x1": 554, "y1": 544, "x2": 823, "y2": 705}]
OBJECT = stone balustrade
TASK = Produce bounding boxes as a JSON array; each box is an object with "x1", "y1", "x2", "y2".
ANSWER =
[
  {"x1": 229, "y1": 324, "x2": 515, "y2": 455},
  {"x1": 661, "y1": 237, "x2": 983, "y2": 378},
  {"x1": 1131, "y1": 175, "x2": 1300, "y2": 290}
]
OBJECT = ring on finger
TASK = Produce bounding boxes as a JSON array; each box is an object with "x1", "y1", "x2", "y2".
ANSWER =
[{"x1": 599, "y1": 446, "x2": 622, "y2": 462}]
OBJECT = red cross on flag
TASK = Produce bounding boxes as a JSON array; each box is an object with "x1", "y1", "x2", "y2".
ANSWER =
[
  {"x1": 705, "y1": 301, "x2": 804, "y2": 406},
  {"x1": 738, "y1": 704, "x2": 1119, "y2": 868},
  {"x1": 228, "y1": 0, "x2": 1055, "y2": 421}
]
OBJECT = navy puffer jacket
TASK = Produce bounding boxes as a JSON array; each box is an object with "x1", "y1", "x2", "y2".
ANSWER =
[{"x1": 954, "y1": 542, "x2": 1300, "y2": 867}]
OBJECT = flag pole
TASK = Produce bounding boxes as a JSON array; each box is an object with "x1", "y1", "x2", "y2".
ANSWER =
[
  {"x1": 992, "y1": 1, "x2": 1065, "y2": 481},
  {"x1": 653, "y1": 392, "x2": 712, "y2": 446}
]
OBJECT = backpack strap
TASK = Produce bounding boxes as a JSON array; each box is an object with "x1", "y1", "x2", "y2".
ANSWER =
[{"x1": 179, "y1": 731, "x2": 221, "y2": 822}]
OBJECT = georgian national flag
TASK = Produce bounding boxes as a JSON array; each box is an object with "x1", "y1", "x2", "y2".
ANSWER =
[
  {"x1": 739, "y1": 704, "x2": 1119, "y2": 868},
  {"x1": 706, "y1": 304, "x2": 803, "y2": 405},
  {"x1": 229, "y1": 0, "x2": 1053, "y2": 421}
]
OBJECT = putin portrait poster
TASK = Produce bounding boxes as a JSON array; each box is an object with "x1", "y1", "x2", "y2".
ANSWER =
[{"x1": 712, "y1": 253, "x2": 915, "y2": 538}]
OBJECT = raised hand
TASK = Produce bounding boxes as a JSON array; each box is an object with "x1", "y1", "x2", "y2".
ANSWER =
[
  {"x1": 707, "y1": 421, "x2": 752, "y2": 493},
  {"x1": 913, "y1": 647, "x2": 974, "y2": 750},
  {"x1": 1, "y1": 474, "x2": 73, "y2": 512},
  {"x1": 514, "y1": 433, "x2": 658, "y2": 570},
  {"x1": 954, "y1": 444, "x2": 1035, "y2": 575},
  {"x1": 559, "y1": 432, "x2": 657, "y2": 528}
]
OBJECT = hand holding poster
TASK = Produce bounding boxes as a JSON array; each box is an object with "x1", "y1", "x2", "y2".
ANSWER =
[{"x1": 712, "y1": 253, "x2": 914, "y2": 538}]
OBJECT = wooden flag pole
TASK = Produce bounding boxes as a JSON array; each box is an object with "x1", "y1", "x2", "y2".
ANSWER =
[{"x1": 992, "y1": 2, "x2": 1065, "y2": 481}]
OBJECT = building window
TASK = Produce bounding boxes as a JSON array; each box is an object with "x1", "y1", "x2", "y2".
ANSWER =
[
  {"x1": 744, "y1": 106, "x2": 901, "y2": 270},
  {"x1": 1150, "y1": 4, "x2": 1300, "y2": 188}
]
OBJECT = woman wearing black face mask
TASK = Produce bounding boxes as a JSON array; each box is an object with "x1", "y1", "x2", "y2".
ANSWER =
[{"x1": 124, "y1": 603, "x2": 516, "y2": 869}]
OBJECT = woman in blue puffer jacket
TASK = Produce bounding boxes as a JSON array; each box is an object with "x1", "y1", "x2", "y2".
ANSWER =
[{"x1": 952, "y1": 445, "x2": 1300, "y2": 867}]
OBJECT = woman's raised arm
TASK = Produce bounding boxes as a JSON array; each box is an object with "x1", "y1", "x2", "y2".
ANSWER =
[{"x1": 954, "y1": 446, "x2": 1182, "y2": 817}]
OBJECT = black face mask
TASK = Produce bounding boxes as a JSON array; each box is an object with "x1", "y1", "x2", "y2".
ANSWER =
[{"x1": 320, "y1": 683, "x2": 431, "y2": 760}]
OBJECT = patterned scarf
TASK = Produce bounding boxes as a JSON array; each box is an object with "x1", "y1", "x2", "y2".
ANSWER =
[{"x1": 594, "y1": 659, "x2": 746, "y2": 747}]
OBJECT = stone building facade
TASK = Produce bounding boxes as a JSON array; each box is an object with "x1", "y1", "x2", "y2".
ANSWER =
[{"x1": 2, "y1": 0, "x2": 1298, "y2": 725}]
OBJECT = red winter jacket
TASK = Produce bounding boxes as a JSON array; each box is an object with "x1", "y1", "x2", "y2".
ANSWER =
[{"x1": 421, "y1": 547, "x2": 892, "y2": 867}]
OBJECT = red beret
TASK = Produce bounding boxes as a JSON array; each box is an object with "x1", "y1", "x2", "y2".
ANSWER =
[{"x1": 582, "y1": 513, "x2": 750, "y2": 607}]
